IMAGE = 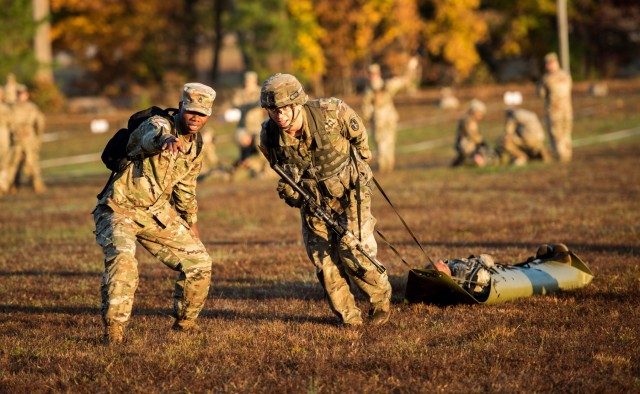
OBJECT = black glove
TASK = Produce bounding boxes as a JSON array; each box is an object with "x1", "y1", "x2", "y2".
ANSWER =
[{"x1": 277, "y1": 179, "x2": 303, "y2": 208}]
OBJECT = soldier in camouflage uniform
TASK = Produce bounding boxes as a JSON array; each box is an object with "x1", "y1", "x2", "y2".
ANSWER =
[
  {"x1": 361, "y1": 63, "x2": 415, "y2": 173},
  {"x1": 4, "y1": 73, "x2": 18, "y2": 105},
  {"x1": 93, "y1": 83, "x2": 216, "y2": 345},
  {"x1": 233, "y1": 103, "x2": 271, "y2": 179},
  {"x1": 259, "y1": 73, "x2": 392, "y2": 326},
  {"x1": 231, "y1": 71, "x2": 271, "y2": 178},
  {"x1": 452, "y1": 99, "x2": 490, "y2": 167},
  {"x1": 498, "y1": 108, "x2": 550, "y2": 166},
  {"x1": 231, "y1": 70, "x2": 261, "y2": 108},
  {"x1": 3, "y1": 85, "x2": 46, "y2": 193},
  {"x1": 538, "y1": 52, "x2": 573, "y2": 162},
  {"x1": 0, "y1": 89, "x2": 12, "y2": 195}
]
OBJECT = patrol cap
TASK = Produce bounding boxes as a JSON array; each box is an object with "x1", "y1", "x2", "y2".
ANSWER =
[
  {"x1": 468, "y1": 99, "x2": 486, "y2": 114},
  {"x1": 368, "y1": 63, "x2": 381, "y2": 75},
  {"x1": 545, "y1": 52, "x2": 558, "y2": 63},
  {"x1": 244, "y1": 71, "x2": 258, "y2": 82},
  {"x1": 16, "y1": 83, "x2": 28, "y2": 93},
  {"x1": 182, "y1": 82, "x2": 216, "y2": 116}
]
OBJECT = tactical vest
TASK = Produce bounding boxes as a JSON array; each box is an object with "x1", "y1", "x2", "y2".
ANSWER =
[{"x1": 265, "y1": 101, "x2": 351, "y2": 182}]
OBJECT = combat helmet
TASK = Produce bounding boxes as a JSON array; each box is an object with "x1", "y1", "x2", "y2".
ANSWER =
[{"x1": 260, "y1": 73, "x2": 308, "y2": 109}]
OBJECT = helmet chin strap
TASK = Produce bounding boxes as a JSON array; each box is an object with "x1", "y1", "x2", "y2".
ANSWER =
[{"x1": 280, "y1": 105, "x2": 302, "y2": 134}]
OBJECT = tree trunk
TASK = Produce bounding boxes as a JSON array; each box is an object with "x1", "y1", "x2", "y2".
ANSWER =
[{"x1": 32, "y1": 0, "x2": 53, "y2": 83}]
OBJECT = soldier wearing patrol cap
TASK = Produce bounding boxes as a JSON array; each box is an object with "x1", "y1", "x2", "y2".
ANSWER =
[
  {"x1": 0, "y1": 89, "x2": 11, "y2": 194},
  {"x1": 230, "y1": 70, "x2": 270, "y2": 179},
  {"x1": 361, "y1": 61, "x2": 417, "y2": 173},
  {"x1": 93, "y1": 82, "x2": 216, "y2": 345},
  {"x1": 2, "y1": 84, "x2": 46, "y2": 194},
  {"x1": 538, "y1": 52, "x2": 573, "y2": 162},
  {"x1": 259, "y1": 73, "x2": 392, "y2": 327},
  {"x1": 232, "y1": 70, "x2": 261, "y2": 108}
]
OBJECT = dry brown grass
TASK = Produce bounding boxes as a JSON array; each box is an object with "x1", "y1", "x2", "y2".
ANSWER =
[{"x1": 0, "y1": 84, "x2": 639, "y2": 393}]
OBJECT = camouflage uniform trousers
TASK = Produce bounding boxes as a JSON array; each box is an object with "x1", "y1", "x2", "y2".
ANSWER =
[
  {"x1": 499, "y1": 134, "x2": 550, "y2": 165},
  {"x1": 0, "y1": 129, "x2": 9, "y2": 193},
  {"x1": 300, "y1": 185, "x2": 391, "y2": 324},
  {"x1": 372, "y1": 117, "x2": 398, "y2": 173},
  {"x1": 93, "y1": 205, "x2": 212, "y2": 328},
  {"x1": 4, "y1": 135, "x2": 45, "y2": 192},
  {"x1": 546, "y1": 111, "x2": 573, "y2": 162}
]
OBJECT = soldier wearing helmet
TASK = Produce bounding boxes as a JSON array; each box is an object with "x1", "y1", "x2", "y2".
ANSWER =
[
  {"x1": 259, "y1": 73, "x2": 392, "y2": 326},
  {"x1": 452, "y1": 99, "x2": 492, "y2": 167},
  {"x1": 538, "y1": 52, "x2": 573, "y2": 162}
]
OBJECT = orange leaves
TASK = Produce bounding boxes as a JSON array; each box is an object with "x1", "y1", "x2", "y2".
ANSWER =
[{"x1": 424, "y1": 0, "x2": 488, "y2": 81}]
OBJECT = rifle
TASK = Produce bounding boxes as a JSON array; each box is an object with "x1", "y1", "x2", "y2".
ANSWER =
[{"x1": 272, "y1": 163, "x2": 386, "y2": 274}]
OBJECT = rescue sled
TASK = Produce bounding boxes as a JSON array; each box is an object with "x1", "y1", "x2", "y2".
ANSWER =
[{"x1": 404, "y1": 245, "x2": 594, "y2": 306}]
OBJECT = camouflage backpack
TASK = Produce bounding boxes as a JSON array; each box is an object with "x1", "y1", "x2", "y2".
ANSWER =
[
  {"x1": 97, "y1": 106, "x2": 203, "y2": 198},
  {"x1": 101, "y1": 106, "x2": 203, "y2": 172}
]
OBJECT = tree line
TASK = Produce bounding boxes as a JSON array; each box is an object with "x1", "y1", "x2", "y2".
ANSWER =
[{"x1": 1, "y1": 0, "x2": 639, "y2": 100}]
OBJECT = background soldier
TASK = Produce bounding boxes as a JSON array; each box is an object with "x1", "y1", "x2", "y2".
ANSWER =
[
  {"x1": 3, "y1": 85, "x2": 46, "y2": 193},
  {"x1": 0, "y1": 89, "x2": 11, "y2": 195},
  {"x1": 93, "y1": 83, "x2": 215, "y2": 345},
  {"x1": 230, "y1": 71, "x2": 270, "y2": 178},
  {"x1": 231, "y1": 70, "x2": 261, "y2": 108},
  {"x1": 259, "y1": 73, "x2": 392, "y2": 326},
  {"x1": 361, "y1": 61, "x2": 417, "y2": 173},
  {"x1": 198, "y1": 127, "x2": 220, "y2": 175},
  {"x1": 233, "y1": 103, "x2": 271, "y2": 179},
  {"x1": 538, "y1": 52, "x2": 573, "y2": 162},
  {"x1": 4, "y1": 73, "x2": 18, "y2": 105},
  {"x1": 498, "y1": 108, "x2": 550, "y2": 166},
  {"x1": 452, "y1": 99, "x2": 490, "y2": 167}
]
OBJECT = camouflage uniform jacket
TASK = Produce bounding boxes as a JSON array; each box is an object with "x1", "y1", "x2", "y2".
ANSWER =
[
  {"x1": 97, "y1": 114, "x2": 203, "y2": 226},
  {"x1": 539, "y1": 69, "x2": 573, "y2": 115},
  {"x1": 455, "y1": 114, "x2": 484, "y2": 155},
  {"x1": 11, "y1": 100, "x2": 45, "y2": 142},
  {"x1": 259, "y1": 98, "x2": 371, "y2": 203},
  {"x1": 0, "y1": 102, "x2": 11, "y2": 151},
  {"x1": 505, "y1": 109, "x2": 545, "y2": 148},
  {"x1": 361, "y1": 78, "x2": 406, "y2": 124}
]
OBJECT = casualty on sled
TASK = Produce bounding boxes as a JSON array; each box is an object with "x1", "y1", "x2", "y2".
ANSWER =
[{"x1": 404, "y1": 243, "x2": 594, "y2": 306}]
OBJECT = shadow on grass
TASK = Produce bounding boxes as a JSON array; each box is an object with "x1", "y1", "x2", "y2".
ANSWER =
[
  {"x1": 0, "y1": 270, "x2": 99, "y2": 277},
  {"x1": 0, "y1": 304, "x2": 338, "y2": 326},
  {"x1": 212, "y1": 274, "x2": 409, "y2": 303},
  {"x1": 0, "y1": 274, "x2": 410, "y2": 326}
]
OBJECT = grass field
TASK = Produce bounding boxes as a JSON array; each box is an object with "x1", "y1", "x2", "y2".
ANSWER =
[{"x1": 1, "y1": 82, "x2": 639, "y2": 392}]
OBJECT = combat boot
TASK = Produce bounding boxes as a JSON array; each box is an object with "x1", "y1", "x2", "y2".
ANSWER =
[
  {"x1": 342, "y1": 316, "x2": 364, "y2": 328},
  {"x1": 103, "y1": 324, "x2": 124, "y2": 346},
  {"x1": 370, "y1": 300, "x2": 391, "y2": 326},
  {"x1": 172, "y1": 319, "x2": 201, "y2": 332},
  {"x1": 33, "y1": 182, "x2": 47, "y2": 194}
]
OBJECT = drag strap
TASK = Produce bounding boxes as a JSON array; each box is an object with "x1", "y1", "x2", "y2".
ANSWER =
[
  {"x1": 372, "y1": 176, "x2": 434, "y2": 265},
  {"x1": 375, "y1": 228, "x2": 412, "y2": 268}
]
